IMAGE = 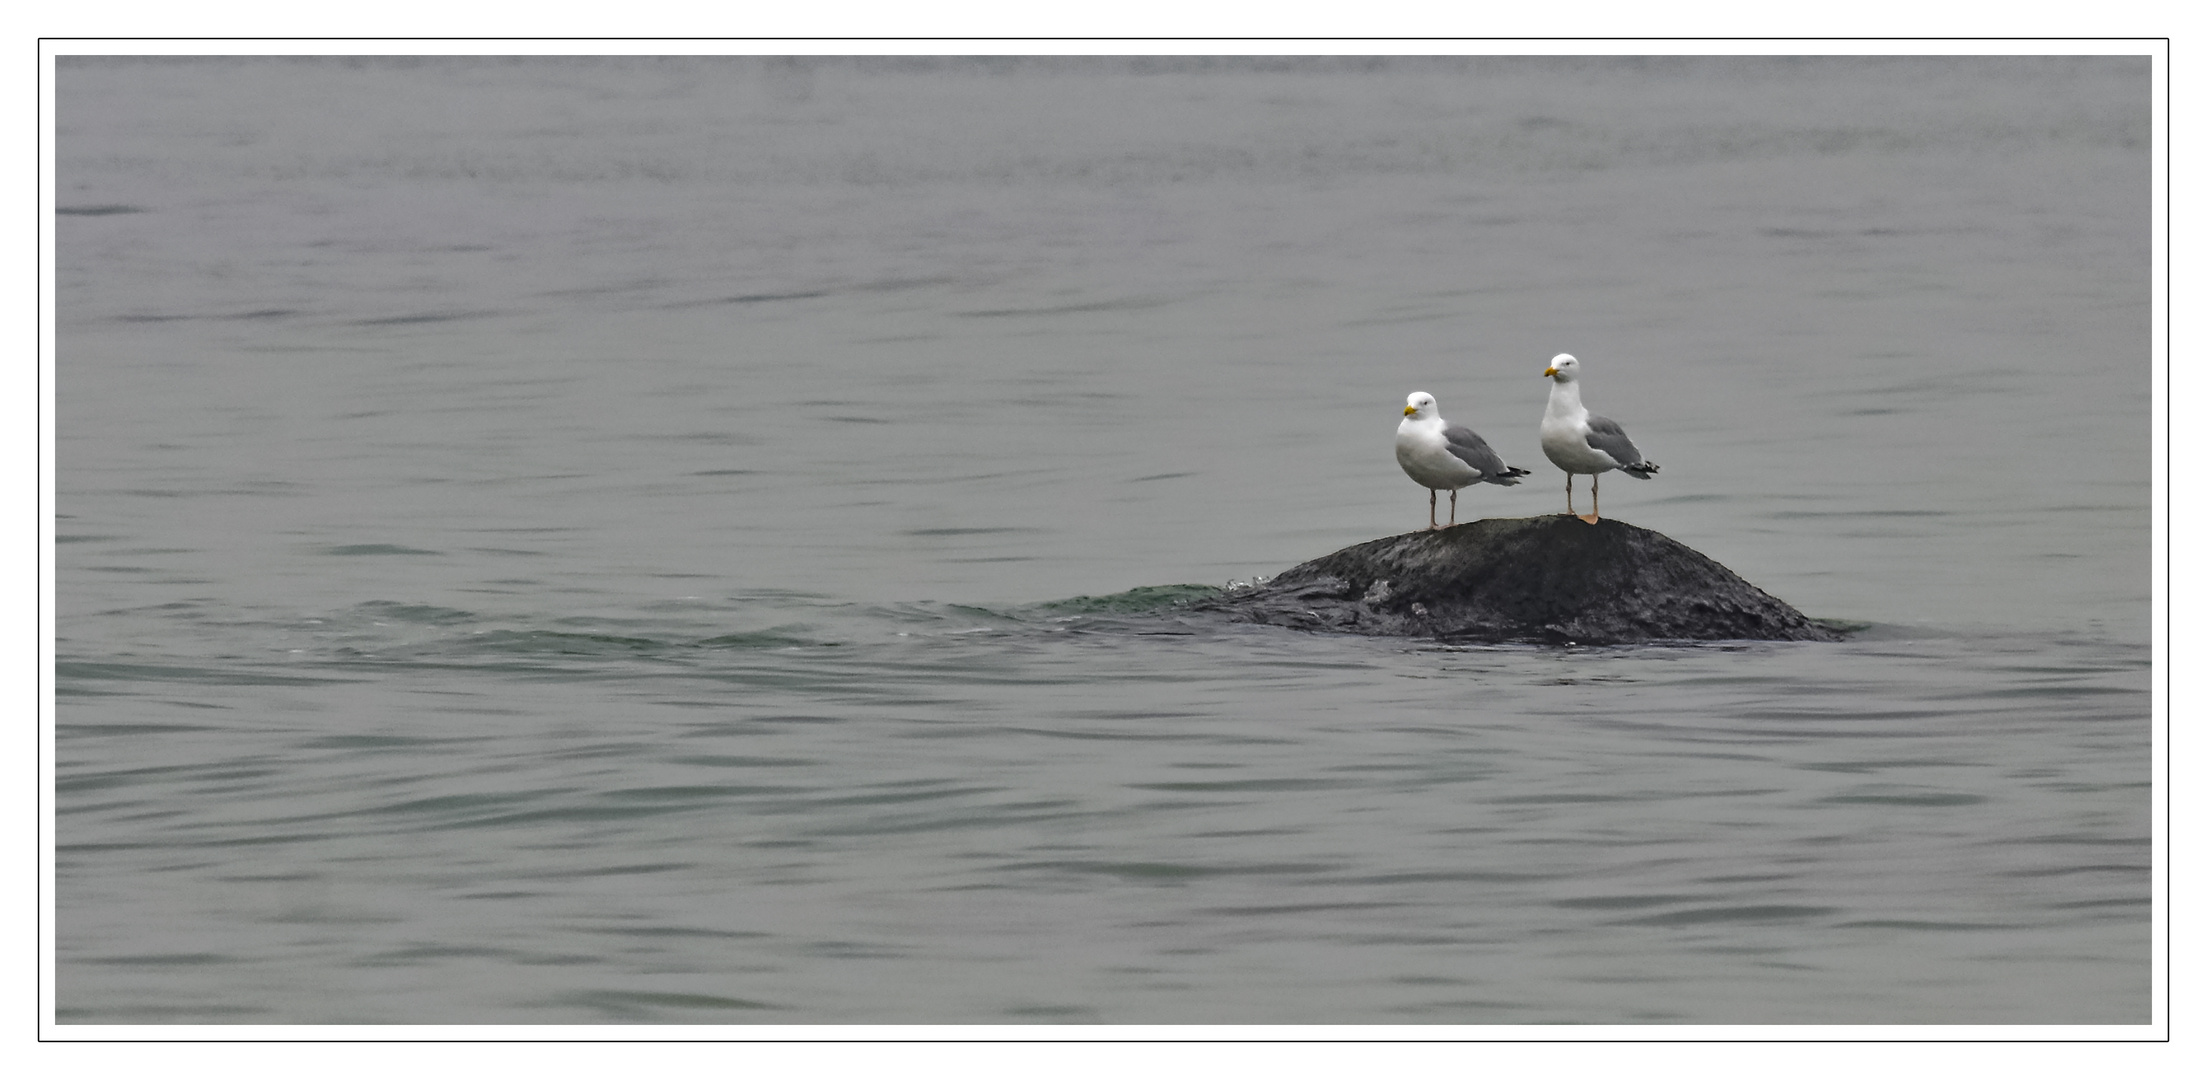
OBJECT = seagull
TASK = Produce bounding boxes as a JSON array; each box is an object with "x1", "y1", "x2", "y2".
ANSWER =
[
  {"x1": 1396, "y1": 391, "x2": 1531, "y2": 530},
  {"x1": 1540, "y1": 353, "x2": 1658, "y2": 524}
]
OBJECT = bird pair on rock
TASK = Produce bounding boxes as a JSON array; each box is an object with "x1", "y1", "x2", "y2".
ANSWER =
[{"x1": 1394, "y1": 353, "x2": 1659, "y2": 529}]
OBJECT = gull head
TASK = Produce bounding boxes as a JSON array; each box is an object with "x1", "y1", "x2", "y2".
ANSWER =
[
  {"x1": 1403, "y1": 391, "x2": 1439, "y2": 419},
  {"x1": 1543, "y1": 353, "x2": 1580, "y2": 382}
]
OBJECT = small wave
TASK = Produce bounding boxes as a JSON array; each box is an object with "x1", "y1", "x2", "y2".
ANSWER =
[
  {"x1": 58, "y1": 660, "x2": 357, "y2": 687},
  {"x1": 1031, "y1": 584, "x2": 1222, "y2": 615},
  {"x1": 659, "y1": 289, "x2": 831, "y2": 309},
  {"x1": 1809, "y1": 617, "x2": 1875, "y2": 636},
  {"x1": 1616, "y1": 904, "x2": 1840, "y2": 927},
  {"x1": 441, "y1": 629, "x2": 679, "y2": 658},
  {"x1": 697, "y1": 629, "x2": 833, "y2": 650},
  {"x1": 304, "y1": 606, "x2": 844, "y2": 663},
  {"x1": 954, "y1": 295, "x2": 1171, "y2": 318},
  {"x1": 544, "y1": 989, "x2": 789, "y2": 1018},
  {"x1": 350, "y1": 310, "x2": 503, "y2": 326},
  {"x1": 352, "y1": 601, "x2": 474, "y2": 623}
]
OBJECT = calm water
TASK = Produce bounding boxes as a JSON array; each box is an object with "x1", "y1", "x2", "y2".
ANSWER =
[{"x1": 54, "y1": 56, "x2": 2151, "y2": 1025}]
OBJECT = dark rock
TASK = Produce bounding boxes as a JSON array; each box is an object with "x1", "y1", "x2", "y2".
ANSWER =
[{"x1": 1198, "y1": 515, "x2": 1838, "y2": 645}]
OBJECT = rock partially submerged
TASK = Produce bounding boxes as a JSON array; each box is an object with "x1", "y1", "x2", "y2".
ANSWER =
[{"x1": 1198, "y1": 515, "x2": 1838, "y2": 645}]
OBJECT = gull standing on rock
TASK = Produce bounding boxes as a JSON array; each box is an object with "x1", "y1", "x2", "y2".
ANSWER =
[
  {"x1": 1540, "y1": 354, "x2": 1659, "y2": 524},
  {"x1": 1396, "y1": 391, "x2": 1531, "y2": 530}
]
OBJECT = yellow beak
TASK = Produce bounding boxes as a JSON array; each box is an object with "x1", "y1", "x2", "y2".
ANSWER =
[
  {"x1": 1403, "y1": 404, "x2": 1417, "y2": 416},
  {"x1": 1542, "y1": 367, "x2": 1558, "y2": 377}
]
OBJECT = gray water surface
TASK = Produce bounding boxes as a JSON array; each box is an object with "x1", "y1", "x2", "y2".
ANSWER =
[{"x1": 55, "y1": 55, "x2": 2150, "y2": 1024}]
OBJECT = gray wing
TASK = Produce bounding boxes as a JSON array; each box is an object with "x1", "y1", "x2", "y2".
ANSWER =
[
  {"x1": 1584, "y1": 414, "x2": 1656, "y2": 473},
  {"x1": 1441, "y1": 424, "x2": 1526, "y2": 485}
]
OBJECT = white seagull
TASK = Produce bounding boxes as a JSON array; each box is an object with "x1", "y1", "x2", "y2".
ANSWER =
[
  {"x1": 1395, "y1": 391, "x2": 1531, "y2": 530},
  {"x1": 1539, "y1": 353, "x2": 1658, "y2": 523}
]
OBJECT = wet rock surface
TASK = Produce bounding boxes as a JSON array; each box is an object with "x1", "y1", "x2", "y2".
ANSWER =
[{"x1": 1198, "y1": 515, "x2": 1840, "y2": 644}]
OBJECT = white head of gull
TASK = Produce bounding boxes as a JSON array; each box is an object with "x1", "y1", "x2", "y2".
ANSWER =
[
  {"x1": 1395, "y1": 390, "x2": 1531, "y2": 531},
  {"x1": 1539, "y1": 353, "x2": 1659, "y2": 524}
]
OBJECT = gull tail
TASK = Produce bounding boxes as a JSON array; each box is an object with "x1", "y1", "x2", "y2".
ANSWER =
[
  {"x1": 1622, "y1": 462, "x2": 1659, "y2": 479},
  {"x1": 1488, "y1": 465, "x2": 1533, "y2": 486}
]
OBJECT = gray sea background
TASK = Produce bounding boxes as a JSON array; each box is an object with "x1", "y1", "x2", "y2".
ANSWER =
[{"x1": 53, "y1": 55, "x2": 2152, "y2": 1025}]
